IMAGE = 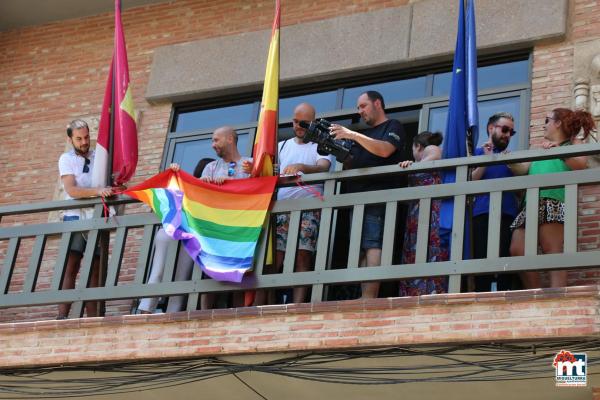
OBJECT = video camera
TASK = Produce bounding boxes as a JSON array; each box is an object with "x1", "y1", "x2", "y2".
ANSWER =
[{"x1": 298, "y1": 119, "x2": 352, "y2": 162}]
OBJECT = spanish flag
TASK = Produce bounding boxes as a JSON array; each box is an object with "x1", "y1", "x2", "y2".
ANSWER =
[
  {"x1": 251, "y1": 0, "x2": 280, "y2": 178},
  {"x1": 247, "y1": 0, "x2": 280, "y2": 305}
]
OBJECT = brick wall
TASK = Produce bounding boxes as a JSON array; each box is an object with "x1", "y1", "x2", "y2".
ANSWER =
[{"x1": 0, "y1": 287, "x2": 597, "y2": 368}]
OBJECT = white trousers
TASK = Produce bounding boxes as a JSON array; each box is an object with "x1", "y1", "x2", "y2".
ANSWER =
[{"x1": 138, "y1": 229, "x2": 195, "y2": 313}]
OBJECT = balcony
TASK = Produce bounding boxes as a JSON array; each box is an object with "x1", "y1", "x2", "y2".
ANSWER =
[{"x1": 1, "y1": 144, "x2": 600, "y2": 377}]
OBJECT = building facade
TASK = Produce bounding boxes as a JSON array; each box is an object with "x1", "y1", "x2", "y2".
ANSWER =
[{"x1": 1, "y1": 1, "x2": 600, "y2": 398}]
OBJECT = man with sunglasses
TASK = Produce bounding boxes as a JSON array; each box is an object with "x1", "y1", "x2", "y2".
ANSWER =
[
  {"x1": 57, "y1": 119, "x2": 114, "y2": 319},
  {"x1": 470, "y1": 112, "x2": 521, "y2": 292},
  {"x1": 243, "y1": 103, "x2": 332, "y2": 305}
]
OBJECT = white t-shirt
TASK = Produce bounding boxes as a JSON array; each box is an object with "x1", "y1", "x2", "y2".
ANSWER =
[
  {"x1": 277, "y1": 139, "x2": 331, "y2": 200},
  {"x1": 58, "y1": 149, "x2": 95, "y2": 218}
]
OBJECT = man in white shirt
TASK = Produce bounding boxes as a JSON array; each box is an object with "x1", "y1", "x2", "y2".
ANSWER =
[
  {"x1": 57, "y1": 119, "x2": 113, "y2": 319},
  {"x1": 199, "y1": 126, "x2": 252, "y2": 309},
  {"x1": 244, "y1": 103, "x2": 332, "y2": 304}
]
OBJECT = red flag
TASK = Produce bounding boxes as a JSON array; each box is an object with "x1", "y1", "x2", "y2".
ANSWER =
[
  {"x1": 92, "y1": 0, "x2": 138, "y2": 187},
  {"x1": 251, "y1": 0, "x2": 280, "y2": 178}
]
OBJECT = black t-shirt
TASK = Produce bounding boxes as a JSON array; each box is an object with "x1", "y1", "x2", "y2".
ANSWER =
[{"x1": 345, "y1": 119, "x2": 411, "y2": 193}]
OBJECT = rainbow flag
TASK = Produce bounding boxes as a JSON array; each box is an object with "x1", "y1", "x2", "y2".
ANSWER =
[
  {"x1": 251, "y1": 0, "x2": 280, "y2": 177},
  {"x1": 125, "y1": 170, "x2": 277, "y2": 283}
]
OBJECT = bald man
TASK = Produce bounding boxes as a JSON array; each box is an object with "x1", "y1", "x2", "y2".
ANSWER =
[
  {"x1": 244, "y1": 103, "x2": 332, "y2": 305},
  {"x1": 201, "y1": 126, "x2": 251, "y2": 184},
  {"x1": 200, "y1": 126, "x2": 252, "y2": 309}
]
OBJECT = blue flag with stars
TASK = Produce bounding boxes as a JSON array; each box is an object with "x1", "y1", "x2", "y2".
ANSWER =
[{"x1": 440, "y1": 0, "x2": 479, "y2": 257}]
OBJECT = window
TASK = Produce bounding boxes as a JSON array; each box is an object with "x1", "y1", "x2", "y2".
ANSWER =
[
  {"x1": 432, "y1": 59, "x2": 530, "y2": 96},
  {"x1": 341, "y1": 76, "x2": 428, "y2": 109},
  {"x1": 163, "y1": 57, "x2": 531, "y2": 168},
  {"x1": 174, "y1": 103, "x2": 255, "y2": 133},
  {"x1": 427, "y1": 95, "x2": 523, "y2": 152},
  {"x1": 170, "y1": 132, "x2": 252, "y2": 175}
]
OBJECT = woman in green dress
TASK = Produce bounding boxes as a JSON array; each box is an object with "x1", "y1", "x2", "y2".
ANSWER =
[{"x1": 508, "y1": 108, "x2": 596, "y2": 289}]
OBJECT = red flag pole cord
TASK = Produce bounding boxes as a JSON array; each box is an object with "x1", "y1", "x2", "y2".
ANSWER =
[{"x1": 294, "y1": 176, "x2": 325, "y2": 202}]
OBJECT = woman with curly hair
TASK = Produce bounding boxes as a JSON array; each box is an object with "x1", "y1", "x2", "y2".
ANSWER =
[{"x1": 509, "y1": 108, "x2": 596, "y2": 288}]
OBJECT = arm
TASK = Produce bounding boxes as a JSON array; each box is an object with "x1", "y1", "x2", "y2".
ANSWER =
[
  {"x1": 283, "y1": 158, "x2": 331, "y2": 175},
  {"x1": 420, "y1": 145, "x2": 441, "y2": 162},
  {"x1": 507, "y1": 161, "x2": 531, "y2": 176},
  {"x1": 61, "y1": 175, "x2": 113, "y2": 198},
  {"x1": 471, "y1": 143, "x2": 491, "y2": 181},
  {"x1": 563, "y1": 139, "x2": 588, "y2": 170},
  {"x1": 330, "y1": 125, "x2": 396, "y2": 158},
  {"x1": 471, "y1": 167, "x2": 486, "y2": 181},
  {"x1": 241, "y1": 159, "x2": 253, "y2": 174}
]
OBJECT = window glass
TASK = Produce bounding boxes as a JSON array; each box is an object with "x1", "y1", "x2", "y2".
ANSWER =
[
  {"x1": 172, "y1": 138, "x2": 215, "y2": 175},
  {"x1": 167, "y1": 58, "x2": 530, "y2": 166},
  {"x1": 433, "y1": 59, "x2": 529, "y2": 97},
  {"x1": 174, "y1": 103, "x2": 254, "y2": 132},
  {"x1": 277, "y1": 117, "x2": 353, "y2": 143},
  {"x1": 279, "y1": 91, "x2": 338, "y2": 119},
  {"x1": 427, "y1": 96, "x2": 521, "y2": 152},
  {"x1": 341, "y1": 77, "x2": 428, "y2": 109}
]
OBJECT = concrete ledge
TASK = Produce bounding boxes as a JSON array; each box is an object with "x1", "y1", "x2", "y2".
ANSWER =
[
  {"x1": 1, "y1": 285, "x2": 598, "y2": 368},
  {"x1": 409, "y1": 0, "x2": 568, "y2": 60},
  {"x1": 146, "y1": 6, "x2": 411, "y2": 103},
  {"x1": 145, "y1": 0, "x2": 567, "y2": 103}
]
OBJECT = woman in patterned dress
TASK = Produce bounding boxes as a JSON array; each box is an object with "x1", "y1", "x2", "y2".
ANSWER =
[
  {"x1": 398, "y1": 131, "x2": 449, "y2": 296},
  {"x1": 508, "y1": 108, "x2": 596, "y2": 288}
]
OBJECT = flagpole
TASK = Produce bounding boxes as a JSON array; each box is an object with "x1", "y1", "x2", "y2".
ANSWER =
[
  {"x1": 97, "y1": 0, "x2": 121, "y2": 317},
  {"x1": 107, "y1": 1, "x2": 120, "y2": 188},
  {"x1": 273, "y1": 0, "x2": 280, "y2": 169},
  {"x1": 465, "y1": 0, "x2": 477, "y2": 289}
]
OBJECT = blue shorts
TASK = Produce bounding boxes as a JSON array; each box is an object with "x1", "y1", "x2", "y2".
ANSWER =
[{"x1": 361, "y1": 205, "x2": 385, "y2": 250}]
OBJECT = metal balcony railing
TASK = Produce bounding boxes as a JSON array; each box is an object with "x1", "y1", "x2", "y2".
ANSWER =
[{"x1": 1, "y1": 143, "x2": 600, "y2": 318}]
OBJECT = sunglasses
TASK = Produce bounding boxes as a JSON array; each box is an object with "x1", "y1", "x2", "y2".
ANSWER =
[
  {"x1": 82, "y1": 158, "x2": 90, "y2": 173},
  {"x1": 545, "y1": 117, "x2": 556, "y2": 124},
  {"x1": 227, "y1": 161, "x2": 236, "y2": 177},
  {"x1": 494, "y1": 124, "x2": 516, "y2": 136}
]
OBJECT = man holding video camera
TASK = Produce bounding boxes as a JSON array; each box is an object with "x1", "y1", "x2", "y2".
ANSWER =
[{"x1": 330, "y1": 90, "x2": 410, "y2": 299}]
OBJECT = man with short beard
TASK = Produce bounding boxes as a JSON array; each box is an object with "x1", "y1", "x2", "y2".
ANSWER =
[
  {"x1": 330, "y1": 91, "x2": 411, "y2": 299},
  {"x1": 58, "y1": 119, "x2": 114, "y2": 319},
  {"x1": 201, "y1": 126, "x2": 250, "y2": 185},
  {"x1": 470, "y1": 112, "x2": 521, "y2": 292}
]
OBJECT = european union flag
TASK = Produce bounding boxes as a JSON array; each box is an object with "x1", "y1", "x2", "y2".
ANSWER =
[{"x1": 440, "y1": 0, "x2": 479, "y2": 257}]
